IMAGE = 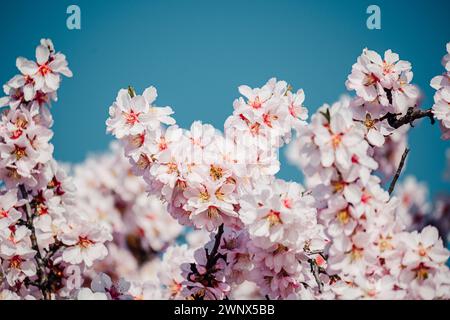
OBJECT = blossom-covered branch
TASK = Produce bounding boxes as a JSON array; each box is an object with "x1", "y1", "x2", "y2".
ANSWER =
[
  {"x1": 0, "y1": 39, "x2": 112, "y2": 300},
  {"x1": 1, "y1": 39, "x2": 449, "y2": 301},
  {"x1": 380, "y1": 107, "x2": 435, "y2": 129}
]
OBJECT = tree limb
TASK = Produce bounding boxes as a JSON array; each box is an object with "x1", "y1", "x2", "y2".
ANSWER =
[
  {"x1": 380, "y1": 107, "x2": 435, "y2": 129},
  {"x1": 388, "y1": 148, "x2": 410, "y2": 195},
  {"x1": 206, "y1": 224, "x2": 225, "y2": 270},
  {"x1": 18, "y1": 185, "x2": 51, "y2": 300}
]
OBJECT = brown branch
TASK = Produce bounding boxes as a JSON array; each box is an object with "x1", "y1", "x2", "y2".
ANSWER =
[
  {"x1": 18, "y1": 185, "x2": 51, "y2": 300},
  {"x1": 309, "y1": 260, "x2": 323, "y2": 293},
  {"x1": 187, "y1": 224, "x2": 226, "y2": 300},
  {"x1": 380, "y1": 107, "x2": 435, "y2": 129},
  {"x1": 388, "y1": 148, "x2": 410, "y2": 195},
  {"x1": 206, "y1": 223, "x2": 225, "y2": 270}
]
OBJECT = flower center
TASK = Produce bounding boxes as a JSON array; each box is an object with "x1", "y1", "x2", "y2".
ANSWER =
[
  {"x1": 39, "y1": 64, "x2": 51, "y2": 76},
  {"x1": 137, "y1": 154, "x2": 151, "y2": 170},
  {"x1": 0, "y1": 209, "x2": 8, "y2": 218},
  {"x1": 124, "y1": 110, "x2": 140, "y2": 125},
  {"x1": 250, "y1": 96, "x2": 262, "y2": 109},
  {"x1": 361, "y1": 193, "x2": 372, "y2": 204},
  {"x1": 364, "y1": 114, "x2": 376, "y2": 129},
  {"x1": 382, "y1": 62, "x2": 394, "y2": 75},
  {"x1": 210, "y1": 165, "x2": 223, "y2": 181},
  {"x1": 274, "y1": 244, "x2": 288, "y2": 255},
  {"x1": 78, "y1": 236, "x2": 94, "y2": 248},
  {"x1": 199, "y1": 190, "x2": 210, "y2": 202},
  {"x1": 169, "y1": 281, "x2": 182, "y2": 297},
  {"x1": 13, "y1": 145, "x2": 27, "y2": 160},
  {"x1": 36, "y1": 204, "x2": 48, "y2": 216},
  {"x1": 250, "y1": 122, "x2": 261, "y2": 135},
  {"x1": 10, "y1": 255, "x2": 22, "y2": 269},
  {"x1": 350, "y1": 246, "x2": 363, "y2": 261},
  {"x1": 10, "y1": 129, "x2": 23, "y2": 139},
  {"x1": 418, "y1": 245, "x2": 427, "y2": 257},
  {"x1": 414, "y1": 264, "x2": 429, "y2": 281},
  {"x1": 266, "y1": 209, "x2": 282, "y2": 226},
  {"x1": 207, "y1": 206, "x2": 220, "y2": 219},
  {"x1": 332, "y1": 180, "x2": 346, "y2": 193},
  {"x1": 215, "y1": 188, "x2": 225, "y2": 201},
  {"x1": 331, "y1": 133, "x2": 342, "y2": 149},
  {"x1": 364, "y1": 73, "x2": 380, "y2": 86},
  {"x1": 263, "y1": 113, "x2": 278, "y2": 128},
  {"x1": 337, "y1": 209, "x2": 350, "y2": 224},
  {"x1": 379, "y1": 237, "x2": 393, "y2": 252},
  {"x1": 130, "y1": 134, "x2": 145, "y2": 148},
  {"x1": 167, "y1": 162, "x2": 178, "y2": 174},
  {"x1": 158, "y1": 137, "x2": 167, "y2": 151},
  {"x1": 283, "y1": 198, "x2": 293, "y2": 209}
]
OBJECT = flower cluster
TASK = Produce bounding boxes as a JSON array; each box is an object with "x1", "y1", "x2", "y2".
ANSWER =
[
  {"x1": 105, "y1": 79, "x2": 343, "y2": 300},
  {"x1": 286, "y1": 47, "x2": 450, "y2": 299},
  {"x1": 346, "y1": 48, "x2": 419, "y2": 115},
  {"x1": 72, "y1": 142, "x2": 183, "y2": 281},
  {"x1": 2, "y1": 39, "x2": 450, "y2": 300},
  {"x1": 106, "y1": 79, "x2": 308, "y2": 233},
  {"x1": 240, "y1": 180, "x2": 328, "y2": 299},
  {"x1": 431, "y1": 43, "x2": 450, "y2": 140},
  {"x1": 0, "y1": 40, "x2": 111, "y2": 300}
]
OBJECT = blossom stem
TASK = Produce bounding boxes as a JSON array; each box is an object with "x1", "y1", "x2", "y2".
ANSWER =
[
  {"x1": 380, "y1": 107, "x2": 435, "y2": 129},
  {"x1": 18, "y1": 184, "x2": 51, "y2": 300},
  {"x1": 206, "y1": 224, "x2": 224, "y2": 270},
  {"x1": 309, "y1": 260, "x2": 323, "y2": 293},
  {"x1": 388, "y1": 148, "x2": 410, "y2": 195}
]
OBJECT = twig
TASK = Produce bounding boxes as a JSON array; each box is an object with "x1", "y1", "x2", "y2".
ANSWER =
[
  {"x1": 18, "y1": 185, "x2": 51, "y2": 300},
  {"x1": 187, "y1": 224, "x2": 226, "y2": 300},
  {"x1": 388, "y1": 148, "x2": 410, "y2": 195},
  {"x1": 380, "y1": 107, "x2": 435, "y2": 129},
  {"x1": 206, "y1": 224, "x2": 225, "y2": 269},
  {"x1": 309, "y1": 260, "x2": 323, "y2": 293}
]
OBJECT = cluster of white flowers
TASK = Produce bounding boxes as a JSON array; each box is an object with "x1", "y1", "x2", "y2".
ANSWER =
[
  {"x1": 103, "y1": 45, "x2": 450, "y2": 300},
  {"x1": 286, "y1": 47, "x2": 450, "y2": 300},
  {"x1": 431, "y1": 43, "x2": 450, "y2": 140},
  {"x1": 239, "y1": 180, "x2": 327, "y2": 299},
  {"x1": 106, "y1": 78, "x2": 308, "y2": 234},
  {"x1": 2, "y1": 39, "x2": 449, "y2": 300},
  {"x1": 0, "y1": 40, "x2": 111, "y2": 300},
  {"x1": 346, "y1": 48, "x2": 419, "y2": 115},
  {"x1": 72, "y1": 142, "x2": 183, "y2": 281},
  {"x1": 105, "y1": 78, "x2": 339, "y2": 300}
]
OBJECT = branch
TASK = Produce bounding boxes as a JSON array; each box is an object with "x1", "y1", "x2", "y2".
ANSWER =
[
  {"x1": 206, "y1": 224, "x2": 225, "y2": 270},
  {"x1": 18, "y1": 185, "x2": 51, "y2": 300},
  {"x1": 309, "y1": 260, "x2": 323, "y2": 293},
  {"x1": 388, "y1": 148, "x2": 410, "y2": 195},
  {"x1": 380, "y1": 107, "x2": 435, "y2": 129}
]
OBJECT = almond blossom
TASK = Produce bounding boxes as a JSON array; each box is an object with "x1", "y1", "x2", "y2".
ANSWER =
[
  {"x1": 2, "y1": 39, "x2": 450, "y2": 301},
  {"x1": 346, "y1": 48, "x2": 419, "y2": 115},
  {"x1": 431, "y1": 42, "x2": 450, "y2": 140}
]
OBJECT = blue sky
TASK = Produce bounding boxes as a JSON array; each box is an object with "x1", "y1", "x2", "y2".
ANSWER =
[{"x1": 0, "y1": 0, "x2": 449, "y2": 197}]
